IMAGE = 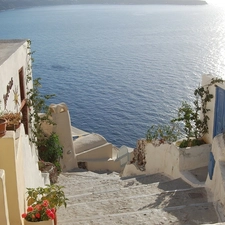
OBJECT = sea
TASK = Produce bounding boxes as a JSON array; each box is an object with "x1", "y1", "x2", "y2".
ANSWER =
[{"x1": 0, "y1": 4, "x2": 225, "y2": 148}]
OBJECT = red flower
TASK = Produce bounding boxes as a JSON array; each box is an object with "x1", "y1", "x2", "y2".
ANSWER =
[
  {"x1": 46, "y1": 209, "x2": 55, "y2": 220},
  {"x1": 22, "y1": 213, "x2": 27, "y2": 218},
  {"x1": 51, "y1": 208, "x2": 56, "y2": 213},
  {"x1": 46, "y1": 209, "x2": 51, "y2": 214},
  {"x1": 35, "y1": 212, "x2": 41, "y2": 218},
  {"x1": 27, "y1": 206, "x2": 33, "y2": 212}
]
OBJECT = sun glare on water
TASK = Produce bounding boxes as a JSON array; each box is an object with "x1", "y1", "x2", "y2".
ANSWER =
[{"x1": 207, "y1": 0, "x2": 225, "y2": 6}]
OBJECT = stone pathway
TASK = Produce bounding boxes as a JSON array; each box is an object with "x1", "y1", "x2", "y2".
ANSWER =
[{"x1": 57, "y1": 169, "x2": 219, "y2": 225}]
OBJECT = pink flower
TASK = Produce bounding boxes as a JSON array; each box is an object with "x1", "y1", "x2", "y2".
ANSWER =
[
  {"x1": 35, "y1": 204, "x2": 42, "y2": 210},
  {"x1": 42, "y1": 200, "x2": 49, "y2": 207}
]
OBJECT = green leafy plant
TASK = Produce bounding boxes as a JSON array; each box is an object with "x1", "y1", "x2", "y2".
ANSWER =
[
  {"x1": 146, "y1": 124, "x2": 179, "y2": 146},
  {"x1": 26, "y1": 184, "x2": 68, "y2": 209},
  {"x1": 171, "y1": 101, "x2": 194, "y2": 142},
  {"x1": 26, "y1": 77, "x2": 55, "y2": 147},
  {"x1": 38, "y1": 132, "x2": 63, "y2": 173},
  {"x1": 171, "y1": 77, "x2": 223, "y2": 148},
  {"x1": 26, "y1": 40, "x2": 64, "y2": 173},
  {"x1": 26, "y1": 40, "x2": 55, "y2": 148}
]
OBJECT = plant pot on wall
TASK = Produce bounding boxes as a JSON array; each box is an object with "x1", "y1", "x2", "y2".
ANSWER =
[
  {"x1": 24, "y1": 220, "x2": 54, "y2": 225},
  {"x1": 0, "y1": 112, "x2": 22, "y2": 131},
  {"x1": 0, "y1": 118, "x2": 7, "y2": 137}
]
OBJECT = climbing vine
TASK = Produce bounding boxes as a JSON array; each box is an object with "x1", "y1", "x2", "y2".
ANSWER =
[{"x1": 25, "y1": 40, "x2": 63, "y2": 172}]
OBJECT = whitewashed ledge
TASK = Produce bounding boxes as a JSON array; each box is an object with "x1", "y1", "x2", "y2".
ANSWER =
[{"x1": 71, "y1": 126, "x2": 89, "y2": 138}]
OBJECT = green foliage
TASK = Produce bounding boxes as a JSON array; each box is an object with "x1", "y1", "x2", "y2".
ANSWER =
[
  {"x1": 26, "y1": 40, "x2": 63, "y2": 173},
  {"x1": 179, "y1": 138, "x2": 206, "y2": 148},
  {"x1": 147, "y1": 77, "x2": 223, "y2": 148},
  {"x1": 146, "y1": 124, "x2": 179, "y2": 145},
  {"x1": 26, "y1": 77, "x2": 55, "y2": 147},
  {"x1": 26, "y1": 40, "x2": 55, "y2": 147},
  {"x1": 38, "y1": 132, "x2": 63, "y2": 172},
  {"x1": 171, "y1": 101, "x2": 195, "y2": 141},
  {"x1": 26, "y1": 184, "x2": 68, "y2": 209},
  {"x1": 171, "y1": 77, "x2": 223, "y2": 147}
]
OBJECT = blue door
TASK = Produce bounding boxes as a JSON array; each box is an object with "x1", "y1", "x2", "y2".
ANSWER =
[{"x1": 214, "y1": 87, "x2": 225, "y2": 137}]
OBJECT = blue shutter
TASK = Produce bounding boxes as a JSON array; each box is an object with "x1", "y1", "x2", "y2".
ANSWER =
[
  {"x1": 208, "y1": 152, "x2": 215, "y2": 180},
  {"x1": 214, "y1": 87, "x2": 225, "y2": 137}
]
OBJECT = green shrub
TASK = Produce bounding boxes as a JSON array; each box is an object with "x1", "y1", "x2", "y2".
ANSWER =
[{"x1": 38, "y1": 132, "x2": 63, "y2": 172}]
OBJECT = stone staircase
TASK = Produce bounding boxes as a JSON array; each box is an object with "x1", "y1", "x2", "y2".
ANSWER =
[{"x1": 57, "y1": 169, "x2": 219, "y2": 225}]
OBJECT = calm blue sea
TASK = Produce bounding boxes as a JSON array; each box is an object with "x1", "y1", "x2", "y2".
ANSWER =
[{"x1": 0, "y1": 4, "x2": 225, "y2": 147}]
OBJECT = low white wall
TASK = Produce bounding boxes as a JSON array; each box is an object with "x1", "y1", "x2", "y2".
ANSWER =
[
  {"x1": 20, "y1": 125, "x2": 47, "y2": 188},
  {"x1": 123, "y1": 143, "x2": 178, "y2": 178},
  {"x1": 122, "y1": 141, "x2": 211, "y2": 179},
  {"x1": 0, "y1": 169, "x2": 10, "y2": 225},
  {"x1": 201, "y1": 74, "x2": 225, "y2": 144},
  {"x1": 206, "y1": 134, "x2": 225, "y2": 217},
  {"x1": 179, "y1": 144, "x2": 211, "y2": 171}
]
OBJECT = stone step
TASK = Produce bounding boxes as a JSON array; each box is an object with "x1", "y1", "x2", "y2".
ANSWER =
[
  {"x1": 62, "y1": 188, "x2": 209, "y2": 217},
  {"x1": 59, "y1": 172, "x2": 173, "y2": 196},
  {"x1": 67, "y1": 179, "x2": 193, "y2": 204},
  {"x1": 57, "y1": 202, "x2": 218, "y2": 225},
  {"x1": 57, "y1": 170, "x2": 219, "y2": 225}
]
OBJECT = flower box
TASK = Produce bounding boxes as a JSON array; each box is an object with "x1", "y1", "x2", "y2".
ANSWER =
[{"x1": 24, "y1": 220, "x2": 54, "y2": 225}]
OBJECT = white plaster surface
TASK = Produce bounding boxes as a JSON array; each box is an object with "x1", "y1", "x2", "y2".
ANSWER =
[
  {"x1": 21, "y1": 125, "x2": 47, "y2": 188},
  {"x1": 0, "y1": 40, "x2": 31, "y2": 112},
  {"x1": 205, "y1": 134, "x2": 225, "y2": 221},
  {"x1": 122, "y1": 142, "x2": 210, "y2": 180},
  {"x1": 50, "y1": 103, "x2": 78, "y2": 172}
]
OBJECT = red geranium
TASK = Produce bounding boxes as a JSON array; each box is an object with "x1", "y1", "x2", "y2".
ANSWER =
[{"x1": 22, "y1": 200, "x2": 56, "y2": 222}]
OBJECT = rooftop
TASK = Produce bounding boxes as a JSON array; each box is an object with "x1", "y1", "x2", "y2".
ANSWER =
[{"x1": 0, "y1": 39, "x2": 26, "y2": 65}]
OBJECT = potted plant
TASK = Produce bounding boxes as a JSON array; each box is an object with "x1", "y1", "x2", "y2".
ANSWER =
[
  {"x1": 22, "y1": 199, "x2": 55, "y2": 225},
  {"x1": 146, "y1": 124, "x2": 179, "y2": 147},
  {"x1": 0, "y1": 118, "x2": 7, "y2": 137},
  {"x1": 171, "y1": 101, "x2": 205, "y2": 148},
  {"x1": 0, "y1": 100, "x2": 7, "y2": 137},
  {"x1": 0, "y1": 111, "x2": 22, "y2": 131},
  {"x1": 23, "y1": 184, "x2": 67, "y2": 225},
  {"x1": 171, "y1": 77, "x2": 223, "y2": 148}
]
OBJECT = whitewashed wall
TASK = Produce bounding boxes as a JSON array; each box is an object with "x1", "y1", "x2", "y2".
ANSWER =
[
  {"x1": 122, "y1": 142, "x2": 211, "y2": 179},
  {"x1": 202, "y1": 74, "x2": 225, "y2": 144},
  {"x1": 0, "y1": 40, "x2": 32, "y2": 112},
  {"x1": 206, "y1": 134, "x2": 225, "y2": 220}
]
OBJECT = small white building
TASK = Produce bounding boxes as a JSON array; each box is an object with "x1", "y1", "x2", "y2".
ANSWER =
[
  {"x1": 0, "y1": 39, "x2": 132, "y2": 225},
  {"x1": 0, "y1": 40, "x2": 49, "y2": 225}
]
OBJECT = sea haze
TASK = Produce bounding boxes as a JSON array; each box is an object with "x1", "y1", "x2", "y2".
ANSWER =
[{"x1": 0, "y1": 4, "x2": 225, "y2": 147}]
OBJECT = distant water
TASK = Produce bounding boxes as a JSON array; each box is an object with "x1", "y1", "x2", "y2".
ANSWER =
[{"x1": 0, "y1": 4, "x2": 225, "y2": 147}]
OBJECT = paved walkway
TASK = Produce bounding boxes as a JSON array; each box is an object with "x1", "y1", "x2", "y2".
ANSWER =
[{"x1": 57, "y1": 169, "x2": 219, "y2": 225}]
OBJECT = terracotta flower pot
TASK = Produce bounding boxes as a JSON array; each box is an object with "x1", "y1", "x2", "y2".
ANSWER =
[
  {"x1": 0, "y1": 118, "x2": 7, "y2": 137},
  {"x1": 24, "y1": 220, "x2": 54, "y2": 225}
]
